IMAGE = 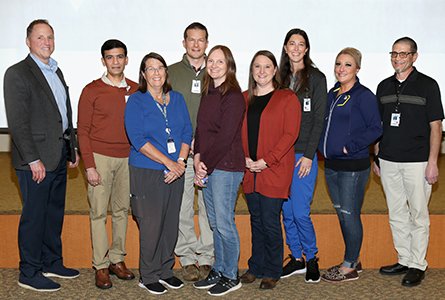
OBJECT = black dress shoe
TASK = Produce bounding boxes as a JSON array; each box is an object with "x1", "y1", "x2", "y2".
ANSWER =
[
  {"x1": 402, "y1": 268, "x2": 425, "y2": 287},
  {"x1": 379, "y1": 263, "x2": 409, "y2": 275}
]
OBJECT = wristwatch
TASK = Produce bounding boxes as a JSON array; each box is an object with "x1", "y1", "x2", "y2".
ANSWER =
[{"x1": 178, "y1": 157, "x2": 187, "y2": 167}]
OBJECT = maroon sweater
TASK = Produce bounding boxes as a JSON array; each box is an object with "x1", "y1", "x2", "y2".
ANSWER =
[
  {"x1": 77, "y1": 78, "x2": 138, "y2": 169},
  {"x1": 194, "y1": 85, "x2": 245, "y2": 175}
]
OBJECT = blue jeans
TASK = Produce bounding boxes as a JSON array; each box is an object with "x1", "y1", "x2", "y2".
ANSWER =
[
  {"x1": 203, "y1": 169, "x2": 243, "y2": 280},
  {"x1": 324, "y1": 167, "x2": 370, "y2": 268},
  {"x1": 282, "y1": 153, "x2": 318, "y2": 260}
]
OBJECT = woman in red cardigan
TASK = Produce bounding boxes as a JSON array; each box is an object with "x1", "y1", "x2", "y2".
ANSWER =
[{"x1": 240, "y1": 50, "x2": 301, "y2": 289}]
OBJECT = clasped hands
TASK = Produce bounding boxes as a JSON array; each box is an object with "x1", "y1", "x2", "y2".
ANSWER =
[
  {"x1": 164, "y1": 159, "x2": 186, "y2": 184},
  {"x1": 246, "y1": 157, "x2": 268, "y2": 173},
  {"x1": 193, "y1": 161, "x2": 208, "y2": 187}
]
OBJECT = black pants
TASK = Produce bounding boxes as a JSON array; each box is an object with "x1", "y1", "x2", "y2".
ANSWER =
[
  {"x1": 245, "y1": 192, "x2": 284, "y2": 279},
  {"x1": 129, "y1": 166, "x2": 184, "y2": 284}
]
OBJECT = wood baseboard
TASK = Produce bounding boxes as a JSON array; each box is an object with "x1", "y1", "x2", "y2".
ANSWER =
[{"x1": 1, "y1": 214, "x2": 443, "y2": 268}]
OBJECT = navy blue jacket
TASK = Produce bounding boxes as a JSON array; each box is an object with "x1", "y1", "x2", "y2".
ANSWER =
[{"x1": 319, "y1": 79, "x2": 382, "y2": 160}]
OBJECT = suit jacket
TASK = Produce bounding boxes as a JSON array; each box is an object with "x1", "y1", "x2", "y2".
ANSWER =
[{"x1": 3, "y1": 54, "x2": 77, "y2": 171}]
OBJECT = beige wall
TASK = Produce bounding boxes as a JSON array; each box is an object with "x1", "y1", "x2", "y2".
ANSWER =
[{"x1": 0, "y1": 134, "x2": 10, "y2": 152}]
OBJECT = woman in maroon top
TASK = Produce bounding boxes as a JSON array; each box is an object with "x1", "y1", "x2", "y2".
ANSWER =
[
  {"x1": 239, "y1": 50, "x2": 300, "y2": 289},
  {"x1": 192, "y1": 45, "x2": 245, "y2": 297}
]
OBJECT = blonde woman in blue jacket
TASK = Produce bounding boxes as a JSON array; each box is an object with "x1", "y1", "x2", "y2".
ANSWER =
[{"x1": 319, "y1": 47, "x2": 382, "y2": 283}]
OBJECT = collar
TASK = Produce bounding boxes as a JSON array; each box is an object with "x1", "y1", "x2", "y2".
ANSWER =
[
  {"x1": 101, "y1": 72, "x2": 128, "y2": 88},
  {"x1": 391, "y1": 67, "x2": 418, "y2": 83},
  {"x1": 30, "y1": 53, "x2": 58, "y2": 73},
  {"x1": 333, "y1": 77, "x2": 361, "y2": 94},
  {"x1": 182, "y1": 53, "x2": 206, "y2": 73}
]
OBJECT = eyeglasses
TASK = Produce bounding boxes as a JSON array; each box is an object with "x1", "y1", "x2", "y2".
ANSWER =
[
  {"x1": 389, "y1": 51, "x2": 415, "y2": 58},
  {"x1": 144, "y1": 66, "x2": 166, "y2": 74}
]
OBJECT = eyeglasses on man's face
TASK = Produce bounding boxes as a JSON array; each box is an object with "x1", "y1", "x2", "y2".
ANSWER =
[{"x1": 389, "y1": 51, "x2": 415, "y2": 59}]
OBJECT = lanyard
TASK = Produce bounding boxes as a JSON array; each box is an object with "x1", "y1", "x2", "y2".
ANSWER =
[
  {"x1": 153, "y1": 93, "x2": 172, "y2": 136},
  {"x1": 394, "y1": 80, "x2": 408, "y2": 113}
]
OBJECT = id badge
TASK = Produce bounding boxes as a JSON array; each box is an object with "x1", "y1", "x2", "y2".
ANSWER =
[
  {"x1": 390, "y1": 113, "x2": 401, "y2": 127},
  {"x1": 303, "y1": 98, "x2": 311, "y2": 112},
  {"x1": 191, "y1": 80, "x2": 201, "y2": 94},
  {"x1": 167, "y1": 138, "x2": 176, "y2": 154}
]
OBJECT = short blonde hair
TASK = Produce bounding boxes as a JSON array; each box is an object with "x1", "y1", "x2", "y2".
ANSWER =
[{"x1": 336, "y1": 47, "x2": 362, "y2": 69}]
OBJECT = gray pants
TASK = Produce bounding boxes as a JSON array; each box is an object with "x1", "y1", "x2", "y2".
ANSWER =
[
  {"x1": 175, "y1": 157, "x2": 214, "y2": 266},
  {"x1": 129, "y1": 166, "x2": 184, "y2": 284}
]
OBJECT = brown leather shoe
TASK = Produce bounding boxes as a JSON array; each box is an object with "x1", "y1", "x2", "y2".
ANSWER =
[
  {"x1": 182, "y1": 264, "x2": 199, "y2": 281},
  {"x1": 240, "y1": 271, "x2": 256, "y2": 283},
  {"x1": 109, "y1": 262, "x2": 135, "y2": 280},
  {"x1": 198, "y1": 265, "x2": 212, "y2": 281},
  {"x1": 95, "y1": 268, "x2": 112, "y2": 289},
  {"x1": 260, "y1": 278, "x2": 278, "y2": 289}
]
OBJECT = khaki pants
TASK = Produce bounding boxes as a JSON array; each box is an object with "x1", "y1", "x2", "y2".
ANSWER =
[
  {"x1": 380, "y1": 158, "x2": 431, "y2": 271},
  {"x1": 88, "y1": 153, "x2": 130, "y2": 270},
  {"x1": 175, "y1": 157, "x2": 214, "y2": 266}
]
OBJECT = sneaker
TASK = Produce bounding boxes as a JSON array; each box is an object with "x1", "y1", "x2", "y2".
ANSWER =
[
  {"x1": 193, "y1": 269, "x2": 221, "y2": 289},
  {"x1": 305, "y1": 257, "x2": 320, "y2": 283},
  {"x1": 327, "y1": 261, "x2": 363, "y2": 274},
  {"x1": 159, "y1": 276, "x2": 184, "y2": 289},
  {"x1": 356, "y1": 261, "x2": 363, "y2": 273},
  {"x1": 18, "y1": 273, "x2": 61, "y2": 292},
  {"x1": 208, "y1": 276, "x2": 242, "y2": 296},
  {"x1": 182, "y1": 264, "x2": 199, "y2": 281},
  {"x1": 43, "y1": 265, "x2": 79, "y2": 279},
  {"x1": 281, "y1": 255, "x2": 306, "y2": 278},
  {"x1": 138, "y1": 279, "x2": 167, "y2": 295},
  {"x1": 321, "y1": 268, "x2": 359, "y2": 283}
]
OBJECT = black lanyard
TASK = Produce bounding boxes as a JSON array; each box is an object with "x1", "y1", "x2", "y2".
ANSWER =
[{"x1": 394, "y1": 80, "x2": 407, "y2": 113}]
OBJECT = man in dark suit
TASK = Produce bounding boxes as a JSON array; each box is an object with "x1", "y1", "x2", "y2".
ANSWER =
[{"x1": 4, "y1": 19, "x2": 80, "y2": 292}]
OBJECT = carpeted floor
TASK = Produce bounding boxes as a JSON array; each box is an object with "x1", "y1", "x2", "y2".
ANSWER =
[
  {"x1": 0, "y1": 268, "x2": 444, "y2": 299},
  {"x1": 1, "y1": 153, "x2": 444, "y2": 215}
]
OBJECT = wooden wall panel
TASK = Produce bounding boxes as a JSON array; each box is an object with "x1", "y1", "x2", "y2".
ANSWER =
[{"x1": 1, "y1": 215, "x2": 443, "y2": 269}]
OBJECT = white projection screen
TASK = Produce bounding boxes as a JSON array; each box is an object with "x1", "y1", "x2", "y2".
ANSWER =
[{"x1": 1, "y1": 0, "x2": 444, "y2": 129}]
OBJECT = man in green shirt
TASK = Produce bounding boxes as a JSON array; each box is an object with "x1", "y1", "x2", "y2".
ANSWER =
[{"x1": 169, "y1": 22, "x2": 213, "y2": 281}]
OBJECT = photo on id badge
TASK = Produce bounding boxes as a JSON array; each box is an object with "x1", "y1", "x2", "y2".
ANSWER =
[
  {"x1": 391, "y1": 112, "x2": 400, "y2": 127},
  {"x1": 192, "y1": 79, "x2": 201, "y2": 93},
  {"x1": 303, "y1": 97, "x2": 311, "y2": 112}
]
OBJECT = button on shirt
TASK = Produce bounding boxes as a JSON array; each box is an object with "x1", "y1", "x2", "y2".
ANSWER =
[{"x1": 30, "y1": 53, "x2": 68, "y2": 131}]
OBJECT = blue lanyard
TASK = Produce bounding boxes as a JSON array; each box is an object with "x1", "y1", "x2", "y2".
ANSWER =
[{"x1": 153, "y1": 93, "x2": 171, "y2": 136}]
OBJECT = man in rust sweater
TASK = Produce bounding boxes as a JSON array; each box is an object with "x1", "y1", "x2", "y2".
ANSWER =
[{"x1": 77, "y1": 39, "x2": 138, "y2": 289}]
